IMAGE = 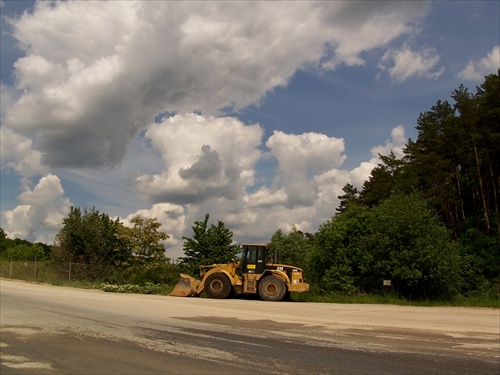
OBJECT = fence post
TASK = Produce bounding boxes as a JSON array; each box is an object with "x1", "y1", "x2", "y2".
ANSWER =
[
  {"x1": 34, "y1": 256, "x2": 37, "y2": 280},
  {"x1": 9, "y1": 258, "x2": 12, "y2": 279},
  {"x1": 68, "y1": 257, "x2": 72, "y2": 282}
]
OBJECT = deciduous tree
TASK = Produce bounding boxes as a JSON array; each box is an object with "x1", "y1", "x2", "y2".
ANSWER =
[
  {"x1": 115, "y1": 216, "x2": 169, "y2": 265},
  {"x1": 178, "y1": 213, "x2": 240, "y2": 276},
  {"x1": 269, "y1": 227, "x2": 313, "y2": 271}
]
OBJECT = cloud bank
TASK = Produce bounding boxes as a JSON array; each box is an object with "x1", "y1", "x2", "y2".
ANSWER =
[
  {"x1": 0, "y1": 1, "x2": 440, "y2": 255},
  {"x1": 2, "y1": 1, "x2": 428, "y2": 172}
]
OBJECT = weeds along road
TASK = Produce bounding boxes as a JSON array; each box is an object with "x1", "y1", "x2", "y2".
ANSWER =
[{"x1": 1, "y1": 279, "x2": 499, "y2": 375}]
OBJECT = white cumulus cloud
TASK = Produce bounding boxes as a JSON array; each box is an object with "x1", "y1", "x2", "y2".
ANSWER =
[
  {"x1": 266, "y1": 131, "x2": 346, "y2": 206},
  {"x1": 349, "y1": 125, "x2": 407, "y2": 187},
  {"x1": 458, "y1": 45, "x2": 500, "y2": 81},
  {"x1": 1, "y1": 174, "x2": 72, "y2": 242},
  {"x1": 135, "y1": 113, "x2": 263, "y2": 205},
  {"x1": 370, "y1": 125, "x2": 407, "y2": 159},
  {"x1": 0, "y1": 127, "x2": 47, "y2": 177},
  {"x1": 378, "y1": 45, "x2": 444, "y2": 82}
]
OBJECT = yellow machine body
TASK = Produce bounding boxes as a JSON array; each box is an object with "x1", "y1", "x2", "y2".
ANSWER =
[{"x1": 170, "y1": 244, "x2": 309, "y2": 301}]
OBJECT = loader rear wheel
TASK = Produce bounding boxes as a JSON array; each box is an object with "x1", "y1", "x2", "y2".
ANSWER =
[
  {"x1": 205, "y1": 273, "x2": 232, "y2": 299},
  {"x1": 259, "y1": 275, "x2": 286, "y2": 301}
]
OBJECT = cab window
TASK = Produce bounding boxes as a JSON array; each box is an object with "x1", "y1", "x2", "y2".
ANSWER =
[{"x1": 245, "y1": 246, "x2": 257, "y2": 263}]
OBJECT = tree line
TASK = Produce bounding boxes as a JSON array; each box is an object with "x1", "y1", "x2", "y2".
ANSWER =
[
  {"x1": 1, "y1": 72, "x2": 498, "y2": 300},
  {"x1": 271, "y1": 71, "x2": 499, "y2": 300},
  {"x1": 1, "y1": 207, "x2": 178, "y2": 286}
]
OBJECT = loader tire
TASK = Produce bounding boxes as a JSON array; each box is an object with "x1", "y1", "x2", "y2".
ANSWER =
[
  {"x1": 259, "y1": 275, "x2": 286, "y2": 301},
  {"x1": 204, "y1": 273, "x2": 232, "y2": 299}
]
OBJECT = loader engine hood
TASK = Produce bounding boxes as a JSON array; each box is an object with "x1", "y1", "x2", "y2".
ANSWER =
[{"x1": 267, "y1": 264, "x2": 307, "y2": 283}]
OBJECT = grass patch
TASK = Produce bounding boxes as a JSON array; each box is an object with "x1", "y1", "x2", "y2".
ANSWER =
[
  {"x1": 0, "y1": 259, "x2": 60, "y2": 284},
  {"x1": 291, "y1": 290, "x2": 499, "y2": 307},
  {"x1": 0, "y1": 260, "x2": 174, "y2": 295}
]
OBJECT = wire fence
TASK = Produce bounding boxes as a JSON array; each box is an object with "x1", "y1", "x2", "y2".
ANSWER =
[
  {"x1": 0, "y1": 258, "x2": 180, "y2": 289},
  {"x1": 0, "y1": 259, "x2": 108, "y2": 284}
]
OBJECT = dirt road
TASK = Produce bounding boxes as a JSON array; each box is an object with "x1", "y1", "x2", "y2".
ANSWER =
[{"x1": 1, "y1": 279, "x2": 498, "y2": 374}]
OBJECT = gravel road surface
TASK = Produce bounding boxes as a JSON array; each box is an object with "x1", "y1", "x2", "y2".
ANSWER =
[{"x1": 1, "y1": 279, "x2": 498, "y2": 374}]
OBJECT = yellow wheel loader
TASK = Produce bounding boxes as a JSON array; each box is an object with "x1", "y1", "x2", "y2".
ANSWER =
[{"x1": 170, "y1": 244, "x2": 309, "y2": 301}]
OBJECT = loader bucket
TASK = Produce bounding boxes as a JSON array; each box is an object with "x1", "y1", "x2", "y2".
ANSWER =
[{"x1": 169, "y1": 273, "x2": 202, "y2": 297}]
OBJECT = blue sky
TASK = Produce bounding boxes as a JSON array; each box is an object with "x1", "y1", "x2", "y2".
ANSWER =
[{"x1": 1, "y1": 1, "x2": 498, "y2": 258}]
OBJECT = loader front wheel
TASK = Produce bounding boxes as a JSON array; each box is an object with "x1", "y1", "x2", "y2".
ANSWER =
[
  {"x1": 259, "y1": 275, "x2": 286, "y2": 301},
  {"x1": 205, "y1": 273, "x2": 232, "y2": 299}
]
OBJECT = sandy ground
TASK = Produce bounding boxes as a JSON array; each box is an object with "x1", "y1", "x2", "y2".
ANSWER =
[
  {"x1": 1, "y1": 279, "x2": 499, "y2": 374},
  {"x1": 2, "y1": 278, "x2": 498, "y2": 332}
]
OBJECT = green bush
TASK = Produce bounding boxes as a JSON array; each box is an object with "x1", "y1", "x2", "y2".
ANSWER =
[{"x1": 1, "y1": 243, "x2": 48, "y2": 261}]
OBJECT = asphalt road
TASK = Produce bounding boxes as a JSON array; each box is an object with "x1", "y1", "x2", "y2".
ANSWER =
[{"x1": 1, "y1": 279, "x2": 499, "y2": 374}]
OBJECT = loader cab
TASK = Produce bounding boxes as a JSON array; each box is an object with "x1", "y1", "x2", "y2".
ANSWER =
[{"x1": 241, "y1": 244, "x2": 268, "y2": 275}]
